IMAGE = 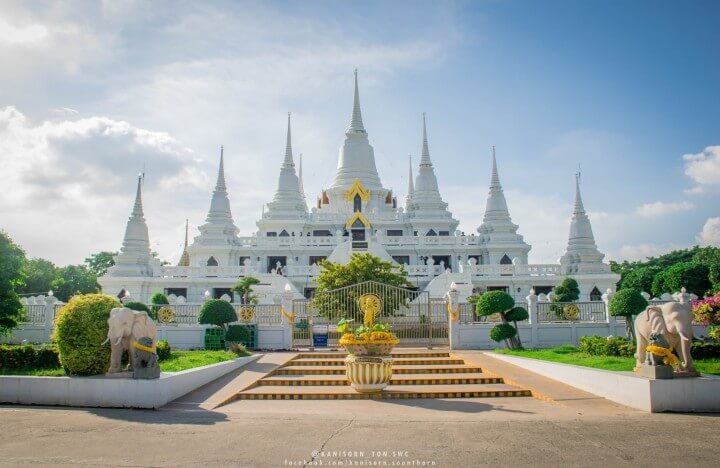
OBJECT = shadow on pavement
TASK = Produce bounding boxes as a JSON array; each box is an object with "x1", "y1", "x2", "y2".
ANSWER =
[
  {"x1": 377, "y1": 398, "x2": 536, "y2": 414},
  {"x1": 88, "y1": 406, "x2": 229, "y2": 425}
]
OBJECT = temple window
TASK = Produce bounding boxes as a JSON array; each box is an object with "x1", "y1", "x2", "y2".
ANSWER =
[
  {"x1": 426, "y1": 229, "x2": 437, "y2": 236},
  {"x1": 207, "y1": 256, "x2": 218, "y2": 266},
  {"x1": 439, "y1": 231, "x2": 450, "y2": 236},
  {"x1": 590, "y1": 287, "x2": 602, "y2": 301},
  {"x1": 279, "y1": 230, "x2": 289, "y2": 237},
  {"x1": 500, "y1": 254, "x2": 512, "y2": 265},
  {"x1": 353, "y1": 194, "x2": 362, "y2": 212}
]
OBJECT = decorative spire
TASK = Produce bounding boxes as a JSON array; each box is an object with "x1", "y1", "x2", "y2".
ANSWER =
[
  {"x1": 347, "y1": 69, "x2": 366, "y2": 134},
  {"x1": 283, "y1": 113, "x2": 294, "y2": 168},
  {"x1": 405, "y1": 155, "x2": 414, "y2": 209},
  {"x1": 107, "y1": 174, "x2": 154, "y2": 277},
  {"x1": 205, "y1": 146, "x2": 236, "y2": 227},
  {"x1": 490, "y1": 146, "x2": 501, "y2": 189},
  {"x1": 574, "y1": 172, "x2": 585, "y2": 214},
  {"x1": 420, "y1": 112, "x2": 432, "y2": 167},
  {"x1": 561, "y1": 174, "x2": 605, "y2": 272},
  {"x1": 178, "y1": 218, "x2": 190, "y2": 267}
]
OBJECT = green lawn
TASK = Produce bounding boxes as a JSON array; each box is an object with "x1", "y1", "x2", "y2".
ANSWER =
[
  {"x1": 495, "y1": 345, "x2": 720, "y2": 375},
  {"x1": 1, "y1": 350, "x2": 248, "y2": 376}
]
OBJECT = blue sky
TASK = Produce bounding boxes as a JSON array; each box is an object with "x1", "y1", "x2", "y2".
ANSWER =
[{"x1": 0, "y1": 0, "x2": 718, "y2": 266}]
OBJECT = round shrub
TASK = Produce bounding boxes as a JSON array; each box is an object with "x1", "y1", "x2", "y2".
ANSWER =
[
  {"x1": 54, "y1": 294, "x2": 121, "y2": 375},
  {"x1": 156, "y1": 339, "x2": 171, "y2": 361},
  {"x1": 199, "y1": 299, "x2": 237, "y2": 331},
  {"x1": 476, "y1": 291, "x2": 515, "y2": 317},
  {"x1": 505, "y1": 306, "x2": 529, "y2": 322},
  {"x1": 609, "y1": 288, "x2": 648, "y2": 317},
  {"x1": 150, "y1": 292, "x2": 169, "y2": 318},
  {"x1": 124, "y1": 301, "x2": 156, "y2": 320},
  {"x1": 225, "y1": 324, "x2": 250, "y2": 343},
  {"x1": 489, "y1": 323, "x2": 517, "y2": 343}
]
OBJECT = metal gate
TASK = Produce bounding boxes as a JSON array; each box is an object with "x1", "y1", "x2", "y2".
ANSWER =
[{"x1": 291, "y1": 281, "x2": 448, "y2": 348}]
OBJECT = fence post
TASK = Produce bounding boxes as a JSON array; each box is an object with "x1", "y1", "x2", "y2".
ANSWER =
[
  {"x1": 43, "y1": 293, "x2": 55, "y2": 342},
  {"x1": 602, "y1": 288, "x2": 614, "y2": 335},
  {"x1": 280, "y1": 285, "x2": 294, "y2": 350},
  {"x1": 526, "y1": 289, "x2": 538, "y2": 348},
  {"x1": 445, "y1": 283, "x2": 460, "y2": 350}
]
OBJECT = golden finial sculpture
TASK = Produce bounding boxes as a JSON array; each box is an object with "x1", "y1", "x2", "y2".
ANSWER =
[{"x1": 358, "y1": 293, "x2": 382, "y2": 326}]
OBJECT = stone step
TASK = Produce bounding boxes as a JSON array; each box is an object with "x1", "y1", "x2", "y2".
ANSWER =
[
  {"x1": 288, "y1": 357, "x2": 465, "y2": 367},
  {"x1": 256, "y1": 373, "x2": 504, "y2": 386},
  {"x1": 273, "y1": 365, "x2": 484, "y2": 375},
  {"x1": 233, "y1": 383, "x2": 532, "y2": 400},
  {"x1": 293, "y1": 352, "x2": 451, "y2": 359}
]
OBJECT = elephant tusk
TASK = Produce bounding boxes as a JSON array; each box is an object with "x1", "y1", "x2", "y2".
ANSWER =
[
  {"x1": 114, "y1": 337, "x2": 122, "y2": 346},
  {"x1": 101, "y1": 338, "x2": 109, "y2": 345}
]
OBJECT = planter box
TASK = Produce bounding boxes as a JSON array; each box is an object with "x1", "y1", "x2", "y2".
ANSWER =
[{"x1": 0, "y1": 354, "x2": 261, "y2": 409}]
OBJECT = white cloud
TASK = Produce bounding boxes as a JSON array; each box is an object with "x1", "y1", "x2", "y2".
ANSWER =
[
  {"x1": 697, "y1": 217, "x2": 720, "y2": 247},
  {"x1": 0, "y1": 18, "x2": 48, "y2": 45},
  {"x1": 0, "y1": 106, "x2": 211, "y2": 264},
  {"x1": 684, "y1": 145, "x2": 720, "y2": 192},
  {"x1": 634, "y1": 201, "x2": 694, "y2": 217}
]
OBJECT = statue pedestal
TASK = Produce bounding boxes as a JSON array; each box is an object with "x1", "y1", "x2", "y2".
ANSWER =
[
  {"x1": 636, "y1": 364, "x2": 673, "y2": 379},
  {"x1": 104, "y1": 371, "x2": 133, "y2": 379},
  {"x1": 673, "y1": 370, "x2": 701, "y2": 378}
]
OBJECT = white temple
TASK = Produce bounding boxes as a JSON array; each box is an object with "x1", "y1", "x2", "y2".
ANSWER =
[{"x1": 99, "y1": 71, "x2": 619, "y2": 303}]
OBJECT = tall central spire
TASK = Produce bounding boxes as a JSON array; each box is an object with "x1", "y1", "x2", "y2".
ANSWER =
[
  {"x1": 420, "y1": 113, "x2": 432, "y2": 167},
  {"x1": 331, "y1": 69, "x2": 382, "y2": 189},
  {"x1": 283, "y1": 112, "x2": 294, "y2": 168},
  {"x1": 413, "y1": 113, "x2": 443, "y2": 200},
  {"x1": 347, "y1": 68, "x2": 366, "y2": 134},
  {"x1": 206, "y1": 146, "x2": 234, "y2": 225}
]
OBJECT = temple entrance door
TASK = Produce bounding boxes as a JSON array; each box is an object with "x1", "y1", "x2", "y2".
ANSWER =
[{"x1": 351, "y1": 229, "x2": 366, "y2": 241}]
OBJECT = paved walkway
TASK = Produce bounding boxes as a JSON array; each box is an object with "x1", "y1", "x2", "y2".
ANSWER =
[{"x1": 2, "y1": 350, "x2": 720, "y2": 467}]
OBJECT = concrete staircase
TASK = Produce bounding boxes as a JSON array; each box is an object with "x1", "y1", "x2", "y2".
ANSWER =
[{"x1": 229, "y1": 350, "x2": 532, "y2": 401}]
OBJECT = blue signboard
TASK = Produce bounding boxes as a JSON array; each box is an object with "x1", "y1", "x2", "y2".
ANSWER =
[{"x1": 313, "y1": 334, "x2": 328, "y2": 347}]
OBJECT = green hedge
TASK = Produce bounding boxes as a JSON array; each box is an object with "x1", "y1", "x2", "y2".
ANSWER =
[
  {"x1": 0, "y1": 344, "x2": 60, "y2": 371},
  {"x1": 579, "y1": 336, "x2": 635, "y2": 357},
  {"x1": 578, "y1": 335, "x2": 720, "y2": 359},
  {"x1": 156, "y1": 339, "x2": 171, "y2": 361}
]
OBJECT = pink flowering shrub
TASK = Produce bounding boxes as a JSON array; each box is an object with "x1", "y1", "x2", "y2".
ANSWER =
[{"x1": 692, "y1": 293, "x2": 720, "y2": 341}]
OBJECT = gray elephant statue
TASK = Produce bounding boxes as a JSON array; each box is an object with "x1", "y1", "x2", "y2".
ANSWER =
[
  {"x1": 132, "y1": 336, "x2": 160, "y2": 379},
  {"x1": 634, "y1": 301, "x2": 695, "y2": 373},
  {"x1": 646, "y1": 332, "x2": 677, "y2": 367},
  {"x1": 102, "y1": 307, "x2": 158, "y2": 374}
]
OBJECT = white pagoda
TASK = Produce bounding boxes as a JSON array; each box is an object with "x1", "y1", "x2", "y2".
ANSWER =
[{"x1": 99, "y1": 71, "x2": 618, "y2": 303}]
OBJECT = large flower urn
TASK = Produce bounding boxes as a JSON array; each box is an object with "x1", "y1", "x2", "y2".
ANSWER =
[{"x1": 338, "y1": 294, "x2": 399, "y2": 393}]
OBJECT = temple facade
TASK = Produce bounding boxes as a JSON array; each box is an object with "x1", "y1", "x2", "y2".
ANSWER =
[{"x1": 98, "y1": 71, "x2": 619, "y2": 303}]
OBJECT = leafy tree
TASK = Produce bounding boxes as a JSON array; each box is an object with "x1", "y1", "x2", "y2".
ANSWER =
[
  {"x1": 84, "y1": 251, "x2": 117, "y2": 277},
  {"x1": 17, "y1": 258, "x2": 56, "y2": 295},
  {"x1": 651, "y1": 262, "x2": 711, "y2": 297},
  {"x1": 620, "y1": 266, "x2": 657, "y2": 294},
  {"x1": 314, "y1": 253, "x2": 413, "y2": 319},
  {"x1": 199, "y1": 299, "x2": 237, "y2": 332},
  {"x1": 149, "y1": 292, "x2": 169, "y2": 319},
  {"x1": 0, "y1": 231, "x2": 26, "y2": 335},
  {"x1": 51, "y1": 265, "x2": 99, "y2": 302},
  {"x1": 475, "y1": 291, "x2": 523, "y2": 349},
  {"x1": 232, "y1": 277, "x2": 261, "y2": 304},
  {"x1": 609, "y1": 288, "x2": 648, "y2": 340}
]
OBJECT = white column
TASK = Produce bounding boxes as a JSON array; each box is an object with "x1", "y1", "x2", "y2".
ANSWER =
[
  {"x1": 446, "y1": 282, "x2": 460, "y2": 350},
  {"x1": 526, "y1": 289, "x2": 538, "y2": 348},
  {"x1": 280, "y1": 285, "x2": 294, "y2": 350},
  {"x1": 43, "y1": 292, "x2": 56, "y2": 342}
]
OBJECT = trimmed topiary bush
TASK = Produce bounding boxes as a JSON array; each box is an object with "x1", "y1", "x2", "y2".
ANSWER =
[
  {"x1": 225, "y1": 324, "x2": 250, "y2": 343},
  {"x1": 476, "y1": 291, "x2": 515, "y2": 317},
  {"x1": 124, "y1": 301, "x2": 155, "y2": 320},
  {"x1": 505, "y1": 306, "x2": 529, "y2": 322},
  {"x1": 490, "y1": 323, "x2": 517, "y2": 343},
  {"x1": 476, "y1": 291, "x2": 523, "y2": 349},
  {"x1": 0, "y1": 344, "x2": 60, "y2": 371},
  {"x1": 199, "y1": 299, "x2": 237, "y2": 332},
  {"x1": 54, "y1": 294, "x2": 121, "y2": 375},
  {"x1": 156, "y1": 339, "x2": 171, "y2": 361},
  {"x1": 609, "y1": 288, "x2": 648, "y2": 341},
  {"x1": 150, "y1": 292, "x2": 169, "y2": 319}
]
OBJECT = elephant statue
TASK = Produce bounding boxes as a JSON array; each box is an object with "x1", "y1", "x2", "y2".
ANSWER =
[
  {"x1": 102, "y1": 307, "x2": 158, "y2": 374},
  {"x1": 634, "y1": 301, "x2": 695, "y2": 373}
]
